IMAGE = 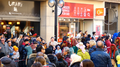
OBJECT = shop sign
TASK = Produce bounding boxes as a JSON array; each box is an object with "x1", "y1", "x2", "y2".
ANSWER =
[
  {"x1": 59, "y1": 2, "x2": 94, "y2": 19},
  {"x1": 96, "y1": 8, "x2": 106, "y2": 16}
]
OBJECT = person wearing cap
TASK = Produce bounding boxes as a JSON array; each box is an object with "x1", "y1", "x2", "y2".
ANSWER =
[
  {"x1": 11, "y1": 36, "x2": 18, "y2": 47},
  {"x1": 76, "y1": 42, "x2": 90, "y2": 61}
]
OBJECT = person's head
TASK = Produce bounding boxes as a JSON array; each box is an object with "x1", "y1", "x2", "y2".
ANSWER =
[
  {"x1": 1, "y1": 37, "x2": 5, "y2": 44},
  {"x1": 70, "y1": 54, "x2": 81, "y2": 65},
  {"x1": 84, "y1": 34, "x2": 87, "y2": 37},
  {"x1": 110, "y1": 44, "x2": 117, "y2": 59},
  {"x1": 101, "y1": 37, "x2": 105, "y2": 41},
  {"x1": 56, "y1": 53, "x2": 64, "y2": 60},
  {"x1": 96, "y1": 41, "x2": 104, "y2": 49},
  {"x1": 89, "y1": 40, "x2": 96, "y2": 47},
  {"x1": 111, "y1": 44, "x2": 117, "y2": 51},
  {"x1": 36, "y1": 35, "x2": 40, "y2": 41},
  {"x1": 12, "y1": 36, "x2": 17, "y2": 42},
  {"x1": 63, "y1": 47, "x2": 70, "y2": 55},
  {"x1": 80, "y1": 59, "x2": 94, "y2": 67},
  {"x1": 31, "y1": 62, "x2": 43, "y2": 67},
  {"x1": 57, "y1": 46, "x2": 60, "y2": 50},
  {"x1": 76, "y1": 42, "x2": 86, "y2": 53},
  {"x1": 86, "y1": 42, "x2": 90, "y2": 48},
  {"x1": 42, "y1": 39, "x2": 45, "y2": 43},
  {"x1": 106, "y1": 36, "x2": 110, "y2": 40},
  {"x1": 24, "y1": 39, "x2": 29, "y2": 45},
  {"x1": 37, "y1": 52, "x2": 44, "y2": 57},
  {"x1": 33, "y1": 41, "x2": 38, "y2": 47},
  {"x1": 24, "y1": 35, "x2": 29, "y2": 39},
  {"x1": 66, "y1": 37, "x2": 69, "y2": 41},
  {"x1": 19, "y1": 34, "x2": 23, "y2": 39},
  {"x1": 104, "y1": 32, "x2": 107, "y2": 36},
  {"x1": 51, "y1": 37, "x2": 54, "y2": 42},
  {"x1": 13, "y1": 46, "x2": 18, "y2": 52},
  {"x1": 35, "y1": 56, "x2": 46, "y2": 65},
  {"x1": 0, "y1": 33, "x2": 3, "y2": 39},
  {"x1": 87, "y1": 34, "x2": 91, "y2": 38},
  {"x1": 92, "y1": 32, "x2": 96, "y2": 36},
  {"x1": 7, "y1": 41, "x2": 12, "y2": 47},
  {"x1": 79, "y1": 30, "x2": 82, "y2": 34},
  {"x1": 85, "y1": 31, "x2": 88, "y2": 34},
  {"x1": 36, "y1": 45, "x2": 45, "y2": 53},
  {"x1": 45, "y1": 48, "x2": 53, "y2": 54}
]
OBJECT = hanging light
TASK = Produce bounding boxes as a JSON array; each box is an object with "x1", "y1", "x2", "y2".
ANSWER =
[
  {"x1": 48, "y1": 0, "x2": 56, "y2": 7},
  {"x1": 3, "y1": 25, "x2": 6, "y2": 29},
  {"x1": 58, "y1": 0, "x2": 64, "y2": 8},
  {"x1": 1, "y1": 22, "x2": 4, "y2": 25},
  {"x1": 8, "y1": 22, "x2": 12, "y2": 25},
  {"x1": 17, "y1": 22, "x2": 20, "y2": 25}
]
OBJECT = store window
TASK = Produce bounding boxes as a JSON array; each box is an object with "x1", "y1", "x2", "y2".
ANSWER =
[{"x1": 0, "y1": 21, "x2": 40, "y2": 37}]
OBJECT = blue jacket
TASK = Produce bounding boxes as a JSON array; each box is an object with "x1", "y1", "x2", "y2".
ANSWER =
[
  {"x1": 89, "y1": 45, "x2": 96, "y2": 56},
  {"x1": 91, "y1": 48, "x2": 112, "y2": 67}
]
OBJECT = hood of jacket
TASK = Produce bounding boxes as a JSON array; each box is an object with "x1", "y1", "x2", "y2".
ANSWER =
[
  {"x1": 48, "y1": 54, "x2": 58, "y2": 64},
  {"x1": 70, "y1": 54, "x2": 81, "y2": 65},
  {"x1": 29, "y1": 53, "x2": 37, "y2": 59}
]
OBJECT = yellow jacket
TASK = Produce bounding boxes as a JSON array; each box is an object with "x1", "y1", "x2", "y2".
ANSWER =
[{"x1": 116, "y1": 55, "x2": 120, "y2": 64}]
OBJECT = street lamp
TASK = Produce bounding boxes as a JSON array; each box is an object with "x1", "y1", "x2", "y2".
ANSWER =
[{"x1": 48, "y1": 0, "x2": 64, "y2": 41}]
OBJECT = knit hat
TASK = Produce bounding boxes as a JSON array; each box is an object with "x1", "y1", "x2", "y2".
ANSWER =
[
  {"x1": 13, "y1": 46, "x2": 18, "y2": 52},
  {"x1": 70, "y1": 54, "x2": 81, "y2": 65},
  {"x1": 76, "y1": 42, "x2": 86, "y2": 53}
]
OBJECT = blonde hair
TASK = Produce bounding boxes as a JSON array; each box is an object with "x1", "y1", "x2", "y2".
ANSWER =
[
  {"x1": 89, "y1": 40, "x2": 96, "y2": 47},
  {"x1": 35, "y1": 56, "x2": 46, "y2": 65}
]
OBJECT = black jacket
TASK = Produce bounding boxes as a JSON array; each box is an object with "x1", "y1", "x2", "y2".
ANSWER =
[
  {"x1": 70, "y1": 62, "x2": 80, "y2": 67},
  {"x1": 57, "y1": 59, "x2": 68, "y2": 67},
  {"x1": 48, "y1": 54, "x2": 58, "y2": 66}
]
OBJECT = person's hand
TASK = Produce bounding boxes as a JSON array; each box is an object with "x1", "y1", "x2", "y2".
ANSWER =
[{"x1": 13, "y1": 52, "x2": 16, "y2": 55}]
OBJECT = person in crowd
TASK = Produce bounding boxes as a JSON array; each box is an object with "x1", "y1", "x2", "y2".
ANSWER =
[
  {"x1": 116, "y1": 54, "x2": 120, "y2": 67},
  {"x1": 1, "y1": 57, "x2": 17, "y2": 67},
  {"x1": 115, "y1": 37, "x2": 120, "y2": 53},
  {"x1": 45, "y1": 48, "x2": 58, "y2": 66},
  {"x1": 89, "y1": 40, "x2": 96, "y2": 55},
  {"x1": 41, "y1": 39, "x2": 47, "y2": 49},
  {"x1": 76, "y1": 30, "x2": 82, "y2": 39},
  {"x1": 91, "y1": 41, "x2": 112, "y2": 67},
  {"x1": 31, "y1": 62, "x2": 43, "y2": 67},
  {"x1": 69, "y1": 54, "x2": 81, "y2": 67},
  {"x1": 33, "y1": 35, "x2": 42, "y2": 45},
  {"x1": 24, "y1": 39, "x2": 32, "y2": 59},
  {"x1": 12, "y1": 46, "x2": 20, "y2": 67},
  {"x1": 101, "y1": 37, "x2": 106, "y2": 45},
  {"x1": 63, "y1": 47, "x2": 71, "y2": 66},
  {"x1": 48, "y1": 37, "x2": 58, "y2": 50},
  {"x1": 61, "y1": 37, "x2": 70, "y2": 49},
  {"x1": 55, "y1": 46, "x2": 62, "y2": 54},
  {"x1": 85, "y1": 31, "x2": 88, "y2": 36},
  {"x1": 67, "y1": 43, "x2": 74, "y2": 55},
  {"x1": 109, "y1": 44, "x2": 119, "y2": 67},
  {"x1": 76, "y1": 42, "x2": 90, "y2": 61},
  {"x1": 103, "y1": 32, "x2": 107, "y2": 39},
  {"x1": 34, "y1": 56, "x2": 56, "y2": 67},
  {"x1": 80, "y1": 59, "x2": 94, "y2": 67},
  {"x1": 17, "y1": 34, "x2": 23, "y2": 46},
  {"x1": 30, "y1": 41, "x2": 38, "y2": 50},
  {"x1": 105, "y1": 36, "x2": 112, "y2": 53},
  {"x1": 18, "y1": 38, "x2": 27, "y2": 67},
  {"x1": 85, "y1": 34, "x2": 91, "y2": 42},
  {"x1": 112, "y1": 33, "x2": 118, "y2": 43},
  {"x1": 81, "y1": 33, "x2": 87, "y2": 45},
  {"x1": 0, "y1": 33, "x2": 3, "y2": 42},
  {"x1": 19, "y1": 35, "x2": 29, "y2": 47},
  {"x1": 7, "y1": 41, "x2": 16, "y2": 58},
  {"x1": 85, "y1": 42, "x2": 90, "y2": 52},
  {"x1": 11, "y1": 36, "x2": 18, "y2": 47},
  {"x1": 0, "y1": 37, "x2": 10, "y2": 56},
  {"x1": 92, "y1": 32, "x2": 96, "y2": 40},
  {"x1": 56, "y1": 53, "x2": 68, "y2": 67},
  {"x1": 61, "y1": 33, "x2": 68, "y2": 45}
]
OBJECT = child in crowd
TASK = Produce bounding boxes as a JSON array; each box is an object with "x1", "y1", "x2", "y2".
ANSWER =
[{"x1": 55, "y1": 46, "x2": 62, "y2": 54}]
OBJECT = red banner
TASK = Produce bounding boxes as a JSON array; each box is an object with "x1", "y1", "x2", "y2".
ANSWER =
[{"x1": 59, "y1": 2, "x2": 94, "y2": 19}]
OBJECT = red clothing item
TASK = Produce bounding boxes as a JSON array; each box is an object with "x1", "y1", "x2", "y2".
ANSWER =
[
  {"x1": 22, "y1": 42, "x2": 30, "y2": 46},
  {"x1": 105, "y1": 40, "x2": 111, "y2": 53}
]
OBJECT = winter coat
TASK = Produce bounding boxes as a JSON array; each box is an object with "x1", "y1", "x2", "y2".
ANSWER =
[
  {"x1": 89, "y1": 45, "x2": 96, "y2": 56},
  {"x1": 70, "y1": 62, "x2": 80, "y2": 67},
  {"x1": 27, "y1": 53, "x2": 37, "y2": 67},
  {"x1": 25, "y1": 46, "x2": 32, "y2": 59},
  {"x1": 1, "y1": 57, "x2": 17, "y2": 67},
  {"x1": 64, "y1": 54, "x2": 70, "y2": 66},
  {"x1": 105, "y1": 40, "x2": 111, "y2": 53},
  {"x1": 72, "y1": 46, "x2": 78, "y2": 54},
  {"x1": 47, "y1": 54, "x2": 58, "y2": 66},
  {"x1": 57, "y1": 59, "x2": 68, "y2": 67},
  {"x1": 69, "y1": 47, "x2": 74, "y2": 55},
  {"x1": 0, "y1": 42, "x2": 10, "y2": 55},
  {"x1": 91, "y1": 48, "x2": 112, "y2": 67},
  {"x1": 77, "y1": 49, "x2": 90, "y2": 61}
]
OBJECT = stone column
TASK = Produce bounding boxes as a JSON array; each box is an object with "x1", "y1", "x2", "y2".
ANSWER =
[
  {"x1": 118, "y1": 4, "x2": 120, "y2": 32},
  {"x1": 40, "y1": 1, "x2": 55, "y2": 44}
]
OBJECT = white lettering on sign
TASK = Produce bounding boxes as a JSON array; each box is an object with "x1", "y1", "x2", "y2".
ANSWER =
[
  {"x1": 8, "y1": 1, "x2": 22, "y2": 7},
  {"x1": 8, "y1": 1, "x2": 23, "y2": 12}
]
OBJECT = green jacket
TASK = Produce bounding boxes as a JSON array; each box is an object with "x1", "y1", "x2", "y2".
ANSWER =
[
  {"x1": 73, "y1": 46, "x2": 78, "y2": 54},
  {"x1": 77, "y1": 49, "x2": 90, "y2": 61}
]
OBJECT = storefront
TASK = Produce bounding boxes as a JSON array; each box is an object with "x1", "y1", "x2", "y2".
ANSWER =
[{"x1": 0, "y1": 0, "x2": 40, "y2": 37}]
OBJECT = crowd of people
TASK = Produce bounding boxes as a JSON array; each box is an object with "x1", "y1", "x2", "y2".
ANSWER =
[{"x1": 0, "y1": 30, "x2": 120, "y2": 67}]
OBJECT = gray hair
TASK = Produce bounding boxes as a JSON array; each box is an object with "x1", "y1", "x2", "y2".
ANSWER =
[
  {"x1": 64, "y1": 47, "x2": 70, "y2": 54},
  {"x1": 37, "y1": 52, "x2": 44, "y2": 57},
  {"x1": 97, "y1": 41, "x2": 104, "y2": 48}
]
